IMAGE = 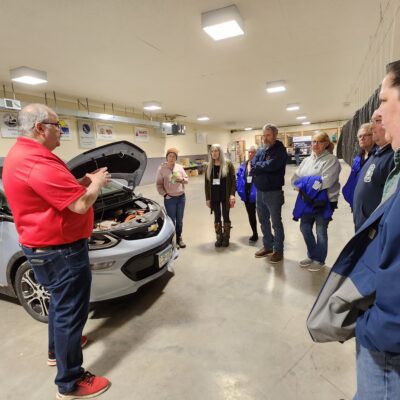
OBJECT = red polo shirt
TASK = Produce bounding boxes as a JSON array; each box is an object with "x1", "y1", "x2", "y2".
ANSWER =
[{"x1": 2, "y1": 137, "x2": 94, "y2": 247}]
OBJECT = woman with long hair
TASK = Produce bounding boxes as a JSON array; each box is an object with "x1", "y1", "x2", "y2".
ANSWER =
[{"x1": 205, "y1": 144, "x2": 236, "y2": 247}]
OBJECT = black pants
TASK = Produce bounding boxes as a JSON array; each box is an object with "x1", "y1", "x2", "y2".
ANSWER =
[
  {"x1": 212, "y1": 201, "x2": 230, "y2": 224},
  {"x1": 244, "y1": 200, "x2": 257, "y2": 234}
]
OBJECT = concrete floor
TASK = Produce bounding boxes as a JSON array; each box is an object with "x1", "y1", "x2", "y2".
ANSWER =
[{"x1": 0, "y1": 162, "x2": 357, "y2": 400}]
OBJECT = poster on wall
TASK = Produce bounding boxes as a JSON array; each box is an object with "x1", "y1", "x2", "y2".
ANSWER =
[
  {"x1": 59, "y1": 119, "x2": 72, "y2": 141},
  {"x1": 134, "y1": 126, "x2": 149, "y2": 142},
  {"x1": 96, "y1": 124, "x2": 116, "y2": 140},
  {"x1": 0, "y1": 112, "x2": 19, "y2": 138},
  {"x1": 196, "y1": 131, "x2": 207, "y2": 144},
  {"x1": 78, "y1": 119, "x2": 95, "y2": 149}
]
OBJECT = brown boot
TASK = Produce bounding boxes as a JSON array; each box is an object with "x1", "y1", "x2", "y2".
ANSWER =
[
  {"x1": 214, "y1": 222, "x2": 223, "y2": 247},
  {"x1": 222, "y1": 222, "x2": 231, "y2": 247}
]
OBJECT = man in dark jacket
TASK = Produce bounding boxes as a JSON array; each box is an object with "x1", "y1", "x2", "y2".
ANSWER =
[
  {"x1": 352, "y1": 109, "x2": 394, "y2": 230},
  {"x1": 251, "y1": 124, "x2": 287, "y2": 263}
]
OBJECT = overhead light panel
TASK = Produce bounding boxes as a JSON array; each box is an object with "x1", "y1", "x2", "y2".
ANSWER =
[
  {"x1": 296, "y1": 115, "x2": 307, "y2": 120},
  {"x1": 197, "y1": 116, "x2": 210, "y2": 121},
  {"x1": 201, "y1": 4, "x2": 244, "y2": 41},
  {"x1": 302, "y1": 121, "x2": 311, "y2": 125},
  {"x1": 266, "y1": 80, "x2": 286, "y2": 93},
  {"x1": 286, "y1": 103, "x2": 300, "y2": 111},
  {"x1": 143, "y1": 101, "x2": 162, "y2": 111},
  {"x1": 10, "y1": 66, "x2": 47, "y2": 85},
  {"x1": 244, "y1": 127, "x2": 252, "y2": 131}
]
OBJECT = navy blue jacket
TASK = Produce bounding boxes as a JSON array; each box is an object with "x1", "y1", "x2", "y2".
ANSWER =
[
  {"x1": 292, "y1": 176, "x2": 333, "y2": 221},
  {"x1": 251, "y1": 140, "x2": 287, "y2": 191},
  {"x1": 236, "y1": 161, "x2": 256, "y2": 203},
  {"x1": 353, "y1": 144, "x2": 394, "y2": 230}
]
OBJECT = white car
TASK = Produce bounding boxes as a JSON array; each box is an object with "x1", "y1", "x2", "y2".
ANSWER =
[{"x1": 0, "y1": 141, "x2": 178, "y2": 322}]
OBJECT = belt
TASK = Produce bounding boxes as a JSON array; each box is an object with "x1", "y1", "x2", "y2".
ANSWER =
[{"x1": 29, "y1": 239, "x2": 86, "y2": 253}]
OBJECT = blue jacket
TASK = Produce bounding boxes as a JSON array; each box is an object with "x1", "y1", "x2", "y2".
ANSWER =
[
  {"x1": 236, "y1": 161, "x2": 256, "y2": 203},
  {"x1": 292, "y1": 176, "x2": 333, "y2": 221},
  {"x1": 342, "y1": 154, "x2": 363, "y2": 208},
  {"x1": 251, "y1": 140, "x2": 287, "y2": 191},
  {"x1": 309, "y1": 181, "x2": 400, "y2": 353},
  {"x1": 353, "y1": 144, "x2": 394, "y2": 231}
]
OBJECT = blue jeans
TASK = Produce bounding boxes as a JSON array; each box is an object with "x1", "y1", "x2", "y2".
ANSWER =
[
  {"x1": 299, "y1": 214, "x2": 329, "y2": 263},
  {"x1": 354, "y1": 340, "x2": 400, "y2": 399},
  {"x1": 22, "y1": 239, "x2": 91, "y2": 394},
  {"x1": 256, "y1": 190, "x2": 285, "y2": 252},
  {"x1": 164, "y1": 193, "x2": 186, "y2": 237}
]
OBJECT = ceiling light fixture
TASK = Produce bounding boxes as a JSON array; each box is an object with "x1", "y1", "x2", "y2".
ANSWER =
[
  {"x1": 143, "y1": 101, "x2": 162, "y2": 111},
  {"x1": 296, "y1": 115, "x2": 307, "y2": 120},
  {"x1": 266, "y1": 80, "x2": 286, "y2": 93},
  {"x1": 244, "y1": 127, "x2": 252, "y2": 131},
  {"x1": 302, "y1": 121, "x2": 311, "y2": 125},
  {"x1": 197, "y1": 116, "x2": 210, "y2": 121},
  {"x1": 10, "y1": 66, "x2": 47, "y2": 85},
  {"x1": 286, "y1": 103, "x2": 300, "y2": 111},
  {"x1": 201, "y1": 4, "x2": 244, "y2": 41}
]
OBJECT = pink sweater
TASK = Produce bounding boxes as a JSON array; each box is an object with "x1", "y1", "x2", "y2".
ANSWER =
[{"x1": 156, "y1": 162, "x2": 188, "y2": 197}]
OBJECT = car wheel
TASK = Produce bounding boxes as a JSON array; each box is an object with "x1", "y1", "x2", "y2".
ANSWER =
[{"x1": 14, "y1": 261, "x2": 50, "y2": 323}]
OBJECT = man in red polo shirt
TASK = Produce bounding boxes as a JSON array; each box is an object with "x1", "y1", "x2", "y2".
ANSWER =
[{"x1": 2, "y1": 103, "x2": 111, "y2": 399}]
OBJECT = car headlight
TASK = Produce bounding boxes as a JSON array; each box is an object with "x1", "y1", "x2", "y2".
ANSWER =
[{"x1": 88, "y1": 233, "x2": 120, "y2": 250}]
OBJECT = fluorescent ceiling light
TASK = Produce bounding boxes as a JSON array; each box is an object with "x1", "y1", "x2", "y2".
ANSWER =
[
  {"x1": 286, "y1": 103, "x2": 300, "y2": 111},
  {"x1": 10, "y1": 66, "x2": 47, "y2": 85},
  {"x1": 302, "y1": 121, "x2": 311, "y2": 125},
  {"x1": 98, "y1": 114, "x2": 114, "y2": 121},
  {"x1": 143, "y1": 101, "x2": 162, "y2": 111},
  {"x1": 197, "y1": 116, "x2": 210, "y2": 121},
  {"x1": 202, "y1": 4, "x2": 244, "y2": 41},
  {"x1": 266, "y1": 80, "x2": 286, "y2": 93},
  {"x1": 244, "y1": 127, "x2": 252, "y2": 131},
  {"x1": 296, "y1": 115, "x2": 307, "y2": 120}
]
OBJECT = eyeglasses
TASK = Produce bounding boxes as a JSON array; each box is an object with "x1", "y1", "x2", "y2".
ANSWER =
[
  {"x1": 40, "y1": 121, "x2": 62, "y2": 129},
  {"x1": 357, "y1": 134, "x2": 373, "y2": 139},
  {"x1": 370, "y1": 119, "x2": 382, "y2": 125}
]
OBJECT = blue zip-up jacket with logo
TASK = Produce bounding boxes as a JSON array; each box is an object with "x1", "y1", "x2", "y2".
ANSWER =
[
  {"x1": 236, "y1": 161, "x2": 256, "y2": 203},
  {"x1": 309, "y1": 181, "x2": 400, "y2": 353},
  {"x1": 353, "y1": 144, "x2": 394, "y2": 230},
  {"x1": 292, "y1": 176, "x2": 333, "y2": 221},
  {"x1": 251, "y1": 140, "x2": 287, "y2": 191}
]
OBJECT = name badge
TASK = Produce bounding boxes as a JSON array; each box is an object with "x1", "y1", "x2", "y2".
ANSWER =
[
  {"x1": 213, "y1": 178, "x2": 220, "y2": 185},
  {"x1": 246, "y1": 176, "x2": 252, "y2": 183}
]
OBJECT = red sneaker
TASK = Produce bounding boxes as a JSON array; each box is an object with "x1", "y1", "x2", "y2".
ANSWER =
[
  {"x1": 56, "y1": 371, "x2": 110, "y2": 399},
  {"x1": 48, "y1": 335, "x2": 89, "y2": 367}
]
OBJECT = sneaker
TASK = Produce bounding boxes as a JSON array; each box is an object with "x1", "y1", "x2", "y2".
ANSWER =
[
  {"x1": 56, "y1": 371, "x2": 110, "y2": 399},
  {"x1": 48, "y1": 335, "x2": 88, "y2": 366},
  {"x1": 269, "y1": 251, "x2": 283, "y2": 264},
  {"x1": 255, "y1": 247, "x2": 273, "y2": 258},
  {"x1": 177, "y1": 237, "x2": 186, "y2": 249},
  {"x1": 299, "y1": 258, "x2": 313, "y2": 268},
  {"x1": 249, "y1": 234, "x2": 258, "y2": 242},
  {"x1": 307, "y1": 261, "x2": 326, "y2": 272}
]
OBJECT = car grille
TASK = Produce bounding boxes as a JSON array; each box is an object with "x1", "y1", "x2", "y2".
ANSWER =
[
  {"x1": 121, "y1": 234, "x2": 173, "y2": 281},
  {"x1": 112, "y1": 216, "x2": 164, "y2": 240}
]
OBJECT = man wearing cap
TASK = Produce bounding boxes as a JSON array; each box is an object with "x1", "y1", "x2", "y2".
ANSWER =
[{"x1": 156, "y1": 147, "x2": 189, "y2": 249}]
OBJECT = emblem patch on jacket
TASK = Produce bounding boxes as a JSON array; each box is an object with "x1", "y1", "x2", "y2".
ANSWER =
[{"x1": 364, "y1": 164, "x2": 376, "y2": 183}]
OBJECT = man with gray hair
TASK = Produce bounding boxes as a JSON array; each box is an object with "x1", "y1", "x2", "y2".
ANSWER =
[
  {"x1": 251, "y1": 124, "x2": 287, "y2": 263},
  {"x1": 2, "y1": 104, "x2": 111, "y2": 399}
]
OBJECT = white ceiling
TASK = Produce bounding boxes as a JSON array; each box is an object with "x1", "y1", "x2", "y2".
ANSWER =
[{"x1": 0, "y1": 0, "x2": 380, "y2": 130}]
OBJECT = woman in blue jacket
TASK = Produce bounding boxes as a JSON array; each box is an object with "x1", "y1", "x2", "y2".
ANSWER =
[{"x1": 236, "y1": 145, "x2": 258, "y2": 242}]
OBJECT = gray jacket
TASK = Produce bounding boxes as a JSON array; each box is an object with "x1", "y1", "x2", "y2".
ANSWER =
[{"x1": 291, "y1": 150, "x2": 341, "y2": 201}]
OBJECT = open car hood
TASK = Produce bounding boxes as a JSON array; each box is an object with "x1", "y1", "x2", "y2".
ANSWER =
[{"x1": 67, "y1": 141, "x2": 147, "y2": 190}]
